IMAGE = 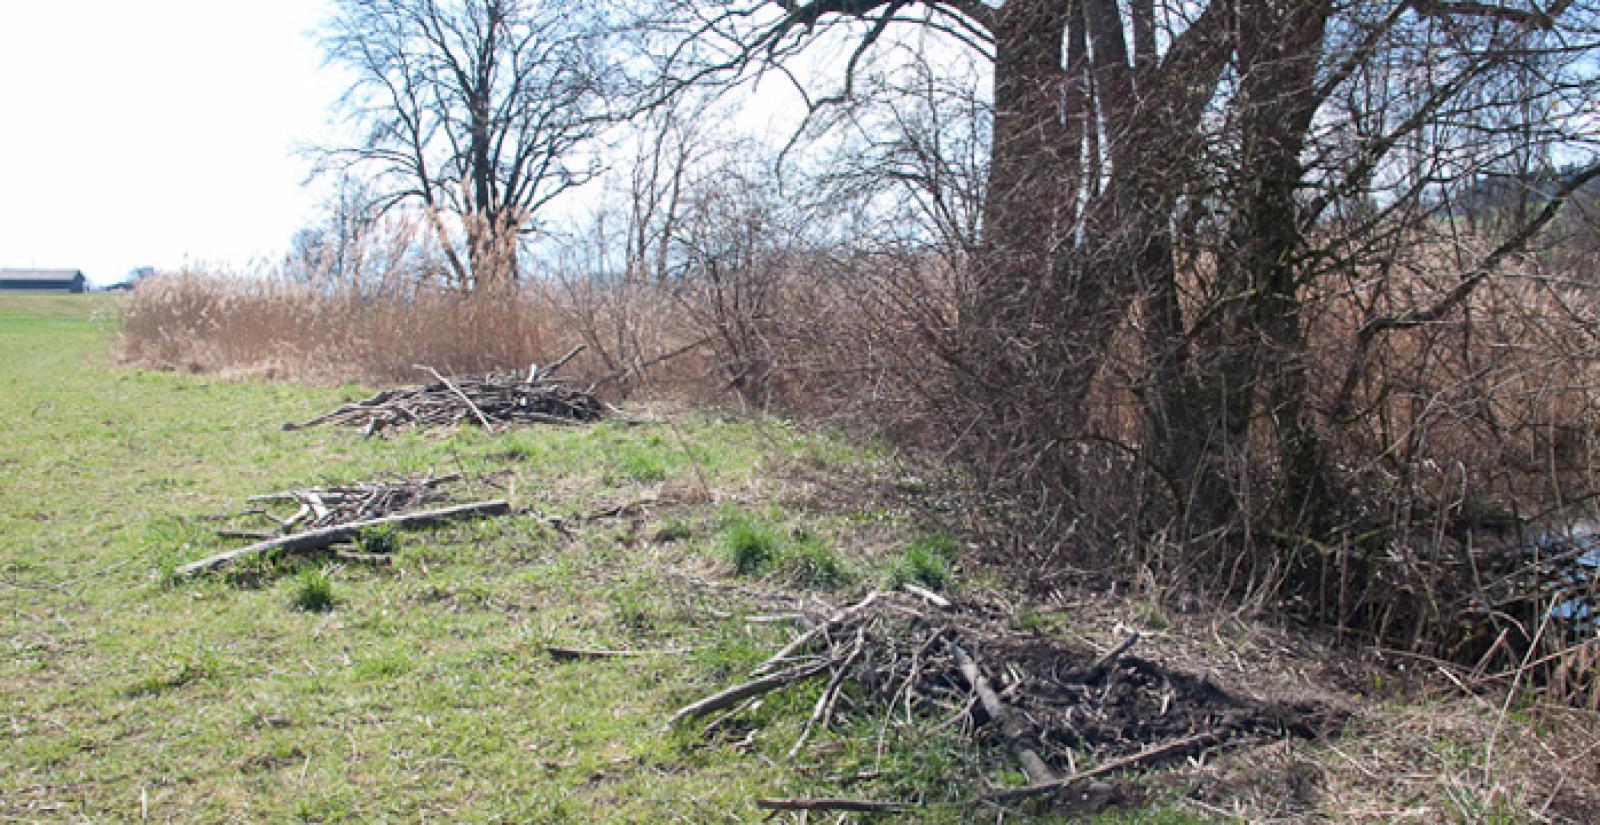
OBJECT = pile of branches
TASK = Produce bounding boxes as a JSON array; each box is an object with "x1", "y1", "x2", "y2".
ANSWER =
[
  {"x1": 230, "y1": 473, "x2": 463, "y2": 535},
  {"x1": 180, "y1": 473, "x2": 509, "y2": 577},
  {"x1": 284, "y1": 346, "x2": 609, "y2": 436},
  {"x1": 672, "y1": 586, "x2": 1329, "y2": 807}
]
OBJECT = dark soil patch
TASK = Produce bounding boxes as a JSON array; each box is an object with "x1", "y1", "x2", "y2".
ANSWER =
[{"x1": 969, "y1": 633, "x2": 1338, "y2": 763}]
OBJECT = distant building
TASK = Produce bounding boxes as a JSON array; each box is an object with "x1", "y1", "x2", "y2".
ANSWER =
[{"x1": 0, "y1": 269, "x2": 87, "y2": 293}]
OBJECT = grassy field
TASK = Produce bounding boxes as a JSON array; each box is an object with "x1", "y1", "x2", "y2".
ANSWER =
[
  {"x1": 2, "y1": 294, "x2": 1168, "y2": 823},
  {"x1": 10, "y1": 293, "x2": 1598, "y2": 824}
]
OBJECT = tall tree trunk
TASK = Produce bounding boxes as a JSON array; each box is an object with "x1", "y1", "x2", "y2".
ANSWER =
[
  {"x1": 955, "y1": 0, "x2": 1087, "y2": 497},
  {"x1": 1144, "y1": 0, "x2": 1336, "y2": 540},
  {"x1": 960, "y1": 0, "x2": 1238, "y2": 508},
  {"x1": 971, "y1": 0, "x2": 1080, "y2": 353}
]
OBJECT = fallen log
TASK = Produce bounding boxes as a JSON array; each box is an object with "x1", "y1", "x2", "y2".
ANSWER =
[{"x1": 176, "y1": 499, "x2": 511, "y2": 578}]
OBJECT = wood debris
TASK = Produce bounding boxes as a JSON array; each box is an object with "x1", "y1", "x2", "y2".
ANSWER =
[
  {"x1": 242, "y1": 474, "x2": 462, "y2": 533},
  {"x1": 544, "y1": 645, "x2": 697, "y2": 660},
  {"x1": 754, "y1": 796, "x2": 910, "y2": 815},
  {"x1": 179, "y1": 499, "x2": 510, "y2": 577},
  {"x1": 283, "y1": 345, "x2": 610, "y2": 436},
  {"x1": 670, "y1": 586, "x2": 1336, "y2": 805},
  {"x1": 179, "y1": 474, "x2": 510, "y2": 577}
]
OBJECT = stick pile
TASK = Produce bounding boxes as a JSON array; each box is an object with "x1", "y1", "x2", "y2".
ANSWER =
[
  {"x1": 284, "y1": 346, "x2": 609, "y2": 436},
  {"x1": 180, "y1": 474, "x2": 511, "y2": 577},
  {"x1": 672, "y1": 586, "x2": 1330, "y2": 802},
  {"x1": 241, "y1": 474, "x2": 462, "y2": 534}
]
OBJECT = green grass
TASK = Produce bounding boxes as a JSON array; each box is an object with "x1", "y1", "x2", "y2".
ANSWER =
[
  {"x1": 0, "y1": 294, "x2": 1176, "y2": 823},
  {"x1": 290, "y1": 566, "x2": 336, "y2": 612},
  {"x1": 777, "y1": 530, "x2": 851, "y2": 588},
  {"x1": 886, "y1": 530, "x2": 960, "y2": 590},
  {"x1": 717, "y1": 510, "x2": 855, "y2": 589},
  {"x1": 719, "y1": 508, "x2": 784, "y2": 575},
  {"x1": 356, "y1": 523, "x2": 401, "y2": 555}
]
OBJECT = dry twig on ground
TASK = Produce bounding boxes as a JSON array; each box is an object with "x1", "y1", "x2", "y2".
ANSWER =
[{"x1": 240, "y1": 473, "x2": 463, "y2": 533}]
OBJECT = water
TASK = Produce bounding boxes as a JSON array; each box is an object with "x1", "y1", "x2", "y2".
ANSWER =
[{"x1": 1530, "y1": 520, "x2": 1600, "y2": 631}]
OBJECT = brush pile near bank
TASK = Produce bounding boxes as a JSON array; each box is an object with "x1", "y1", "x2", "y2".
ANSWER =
[
  {"x1": 673, "y1": 585, "x2": 1332, "y2": 804},
  {"x1": 284, "y1": 346, "x2": 609, "y2": 436}
]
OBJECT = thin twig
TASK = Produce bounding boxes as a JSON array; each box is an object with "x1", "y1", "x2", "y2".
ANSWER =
[
  {"x1": 415, "y1": 364, "x2": 496, "y2": 432},
  {"x1": 754, "y1": 796, "x2": 910, "y2": 813},
  {"x1": 670, "y1": 657, "x2": 838, "y2": 725},
  {"x1": 985, "y1": 731, "x2": 1224, "y2": 802},
  {"x1": 789, "y1": 626, "x2": 867, "y2": 759},
  {"x1": 754, "y1": 592, "x2": 881, "y2": 676},
  {"x1": 546, "y1": 645, "x2": 696, "y2": 660}
]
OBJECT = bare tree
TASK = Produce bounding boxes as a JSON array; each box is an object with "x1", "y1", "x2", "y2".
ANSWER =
[
  {"x1": 320, "y1": 0, "x2": 613, "y2": 289},
  {"x1": 286, "y1": 174, "x2": 379, "y2": 288},
  {"x1": 822, "y1": 42, "x2": 991, "y2": 255}
]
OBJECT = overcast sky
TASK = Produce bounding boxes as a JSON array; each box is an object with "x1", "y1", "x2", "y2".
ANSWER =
[{"x1": 0, "y1": 1, "x2": 343, "y2": 285}]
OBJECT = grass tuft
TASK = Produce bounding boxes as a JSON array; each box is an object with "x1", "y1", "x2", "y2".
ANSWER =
[
  {"x1": 358, "y1": 523, "x2": 401, "y2": 555},
  {"x1": 886, "y1": 531, "x2": 959, "y2": 590},
  {"x1": 610, "y1": 575, "x2": 660, "y2": 631},
  {"x1": 613, "y1": 443, "x2": 671, "y2": 482},
  {"x1": 777, "y1": 531, "x2": 852, "y2": 589},
  {"x1": 719, "y1": 510, "x2": 783, "y2": 576},
  {"x1": 653, "y1": 518, "x2": 694, "y2": 543},
  {"x1": 290, "y1": 566, "x2": 336, "y2": 612},
  {"x1": 715, "y1": 515, "x2": 854, "y2": 589},
  {"x1": 126, "y1": 650, "x2": 225, "y2": 698}
]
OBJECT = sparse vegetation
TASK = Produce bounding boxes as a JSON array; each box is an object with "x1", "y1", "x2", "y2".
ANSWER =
[{"x1": 886, "y1": 531, "x2": 959, "y2": 590}]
